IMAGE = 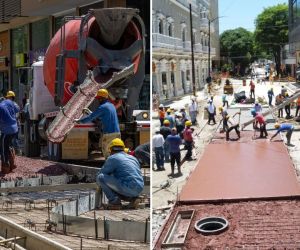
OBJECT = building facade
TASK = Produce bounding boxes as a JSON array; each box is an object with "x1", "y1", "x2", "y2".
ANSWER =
[
  {"x1": 152, "y1": 0, "x2": 219, "y2": 102},
  {"x1": 289, "y1": 0, "x2": 300, "y2": 79}
]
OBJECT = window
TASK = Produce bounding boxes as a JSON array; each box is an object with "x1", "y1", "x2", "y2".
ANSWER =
[
  {"x1": 182, "y1": 28, "x2": 186, "y2": 42},
  {"x1": 186, "y1": 70, "x2": 190, "y2": 81},
  {"x1": 171, "y1": 72, "x2": 175, "y2": 84},
  {"x1": 159, "y1": 19, "x2": 164, "y2": 34},
  {"x1": 168, "y1": 23, "x2": 173, "y2": 37}
]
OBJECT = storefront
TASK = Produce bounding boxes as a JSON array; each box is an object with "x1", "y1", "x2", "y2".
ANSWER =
[
  {"x1": 0, "y1": 31, "x2": 10, "y2": 97},
  {"x1": 11, "y1": 25, "x2": 29, "y2": 104}
]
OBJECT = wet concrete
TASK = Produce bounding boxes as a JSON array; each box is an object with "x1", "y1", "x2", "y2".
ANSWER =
[{"x1": 179, "y1": 140, "x2": 300, "y2": 203}]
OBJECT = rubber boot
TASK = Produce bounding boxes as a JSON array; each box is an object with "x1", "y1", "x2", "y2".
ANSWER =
[
  {"x1": 1, "y1": 162, "x2": 10, "y2": 174},
  {"x1": 178, "y1": 166, "x2": 182, "y2": 175},
  {"x1": 226, "y1": 132, "x2": 229, "y2": 141},
  {"x1": 8, "y1": 148, "x2": 16, "y2": 171}
]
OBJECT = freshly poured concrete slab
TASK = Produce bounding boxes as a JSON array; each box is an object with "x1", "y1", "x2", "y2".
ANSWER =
[{"x1": 180, "y1": 141, "x2": 300, "y2": 203}]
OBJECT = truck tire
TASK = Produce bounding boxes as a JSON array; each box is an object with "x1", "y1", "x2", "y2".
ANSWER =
[
  {"x1": 24, "y1": 119, "x2": 40, "y2": 157},
  {"x1": 47, "y1": 141, "x2": 61, "y2": 161}
]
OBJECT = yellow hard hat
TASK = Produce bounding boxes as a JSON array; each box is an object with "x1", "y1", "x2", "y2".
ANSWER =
[
  {"x1": 96, "y1": 89, "x2": 108, "y2": 98},
  {"x1": 218, "y1": 107, "x2": 223, "y2": 111},
  {"x1": 109, "y1": 138, "x2": 125, "y2": 150},
  {"x1": 166, "y1": 108, "x2": 172, "y2": 113},
  {"x1": 124, "y1": 148, "x2": 130, "y2": 153},
  {"x1": 6, "y1": 91, "x2": 15, "y2": 98},
  {"x1": 185, "y1": 120, "x2": 192, "y2": 126},
  {"x1": 274, "y1": 123, "x2": 280, "y2": 129},
  {"x1": 163, "y1": 119, "x2": 170, "y2": 125}
]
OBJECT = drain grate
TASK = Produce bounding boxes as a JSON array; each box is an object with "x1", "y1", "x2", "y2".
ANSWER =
[{"x1": 195, "y1": 217, "x2": 228, "y2": 235}]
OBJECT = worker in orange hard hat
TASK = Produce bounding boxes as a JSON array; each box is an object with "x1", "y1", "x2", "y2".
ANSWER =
[
  {"x1": 0, "y1": 90, "x2": 20, "y2": 174},
  {"x1": 77, "y1": 89, "x2": 120, "y2": 158},
  {"x1": 96, "y1": 138, "x2": 144, "y2": 208}
]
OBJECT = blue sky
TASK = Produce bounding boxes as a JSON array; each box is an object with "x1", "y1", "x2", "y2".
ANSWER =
[{"x1": 219, "y1": 0, "x2": 287, "y2": 34}]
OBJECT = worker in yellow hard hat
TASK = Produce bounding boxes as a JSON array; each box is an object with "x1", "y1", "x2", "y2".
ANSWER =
[
  {"x1": 271, "y1": 123, "x2": 294, "y2": 146},
  {"x1": 96, "y1": 138, "x2": 144, "y2": 208},
  {"x1": 77, "y1": 88, "x2": 120, "y2": 158},
  {"x1": 0, "y1": 90, "x2": 20, "y2": 174},
  {"x1": 183, "y1": 120, "x2": 194, "y2": 161}
]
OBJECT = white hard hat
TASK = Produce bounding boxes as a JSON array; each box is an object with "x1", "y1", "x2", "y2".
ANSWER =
[{"x1": 159, "y1": 104, "x2": 164, "y2": 108}]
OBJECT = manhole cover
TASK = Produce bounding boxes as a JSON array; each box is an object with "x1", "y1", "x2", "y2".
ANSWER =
[{"x1": 194, "y1": 216, "x2": 229, "y2": 235}]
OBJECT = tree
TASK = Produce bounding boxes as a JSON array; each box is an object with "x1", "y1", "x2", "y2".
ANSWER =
[
  {"x1": 254, "y1": 4, "x2": 288, "y2": 74},
  {"x1": 220, "y1": 28, "x2": 254, "y2": 75}
]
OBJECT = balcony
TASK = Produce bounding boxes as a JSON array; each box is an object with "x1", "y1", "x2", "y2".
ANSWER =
[
  {"x1": 202, "y1": 45, "x2": 208, "y2": 53},
  {"x1": 194, "y1": 43, "x2": 202, "y2": 53},
  {"x1": 175, "y1": 0, "x2": 197, "y2": 10},
  {"x1": 210, "y1": 47, "x2": 216, "y2": 55},
  {"x1": 199, "y1": 18, "x2": 209, "y2": 31},
  {"x1": 152, "y1": 33, "x2": 183, "y2": 50},
  {"x1": 183, "y1": 41, "x2": 191, "y2": 51}
]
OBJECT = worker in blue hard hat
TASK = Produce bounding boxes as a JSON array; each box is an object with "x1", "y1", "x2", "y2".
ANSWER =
[
  {"x1": 77, "y1": 89, "x2": 120, "y2": 159},
  {"x1": 96, "y1": 138, "x2": 144, "y2": 208},
  {"x1": 0, "y1": 91, "x2": 20, "y2": 174}
]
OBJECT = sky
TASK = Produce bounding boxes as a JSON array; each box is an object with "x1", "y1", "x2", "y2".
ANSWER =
[{"x1": 219, "y1": 0, "x2": 287, "y2": 34}]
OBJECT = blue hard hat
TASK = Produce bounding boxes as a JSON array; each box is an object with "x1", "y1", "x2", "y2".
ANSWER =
[{"x1": 251, "y1": 109, "x2": 256, "y2": 116}]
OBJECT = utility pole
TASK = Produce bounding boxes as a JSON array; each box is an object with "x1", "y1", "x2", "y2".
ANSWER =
[
  {"x1": 189, "y1": 4, "x2": 196, "y2": 97},
  {"x1": 208, "y1": 19, "x2": 211, "y2": 78}
]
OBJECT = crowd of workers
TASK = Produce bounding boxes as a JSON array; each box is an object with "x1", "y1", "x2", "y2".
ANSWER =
[
  {"x1": 153, "y1": 100, "x2": 198, "y2": 177},
  {"x1": 0, "y1": 88, "x2": 149, "y2": 209}
]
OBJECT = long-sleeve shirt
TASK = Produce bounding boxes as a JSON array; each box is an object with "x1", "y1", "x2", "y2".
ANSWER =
[
  {"x1": 274, "y1": 124, "x2": 294, "y2": 136},
  {"x1": 0, "y1": 99, "x2": 20, "y2": 134},
  {"x1": 80, "y1": 100, "x2": 120, "y2": 134},
  {"x1": 99, "y1": 151, "x2": 144, "y2": 191},
  {"x1": 166, "y1": 134, "x2": 181, "y2": 153}
]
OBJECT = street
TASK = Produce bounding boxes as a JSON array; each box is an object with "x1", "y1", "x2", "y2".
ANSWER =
[{"x1": 152, "y1": 77, "x2": 300, "y2": 241}]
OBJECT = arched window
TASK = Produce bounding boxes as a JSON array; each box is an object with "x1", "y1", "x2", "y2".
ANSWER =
[
  {"x1": 182, "y1": 28, "x2": 186, "y2": 42},
  {"x1": 159, "y1": 19, "x2": 164, "y2": 34},
  {"x1": 168, "y1": 23, "x2": 173, "y2": 37}
]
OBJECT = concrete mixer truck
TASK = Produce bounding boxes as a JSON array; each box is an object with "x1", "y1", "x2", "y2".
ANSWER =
[{"x1": 22, "y1": 8, "x2": 149, "y2": 161}]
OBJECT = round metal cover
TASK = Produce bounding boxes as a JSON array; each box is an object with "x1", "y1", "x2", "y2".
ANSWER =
[{"x1": 195, "y1": 216, "x2": 229, "y2": 235}]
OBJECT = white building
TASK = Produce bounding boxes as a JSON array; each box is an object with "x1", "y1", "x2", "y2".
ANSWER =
[{"x1": 152, "y1": 0, "x2": 220, "y2": 101}]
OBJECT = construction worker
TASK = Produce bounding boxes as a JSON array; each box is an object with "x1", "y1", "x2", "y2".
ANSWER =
[
  {"x1": 270, "y1": 123, "x2": 294, "y2": 146},
  {"x1": 96, "y1": 138, "x2": 144, "y2": 207},
  {"x1": 281, "y1": 85, "x2": 288, "y2": 97},
  {"x1": 152, "y1": 130, "x2": 165, "y2": 171},
  {"x1": 77, "y1": 89, "x2": 120, "y2": 158},
  {"x1": 267, "y1": 88, "x2": 274, "y2": 106},
  {"x1": 254, "y1": 102, "x2": 262, "y2": 113},
  {"x1": 219, "y1": 107, "x2": 229, "y2": 132},
  {"x1": 295, "y1": 96, "x2": 300, "y2": 117},
  {"x1": 175, "y1": 112, "x2": 184, "y2": 135},
  {"x1": 133, "y1": 142, "x2": 150, "y2": 167},
  {"x1": 207, "y1": 100, "x2": 216, "y2": 125},
  {"x1": 275, "y1": 94, "x2": 284, "y2": 118},
  {"x1": 189, "y1": 97, "x2": 198, "y2": 125},
  {"x1": 183, "y1": 120, "x2": 194, "y2": 161},
  {"x1": 222, "y1": 94, "x2": 229, "y2": 108},
  {"x1": 0, "y1": 91, "x2": 20, "y2": 174},
  {"x1": 160, "y1": 119, "x2": 172, "y2": 162},
  {"x1": 165, "y1": 108, "x2": 175, "y2": 129},
  {"x1": 158, "y1": 104, "x2": 165, "y2": 126},
  {"x1": 284, "y1": 93, "x2": 292, "y2": 119},
  {"x1": 249, "y1": 80, "x2": 255, "y2": 100},
  {"x1": 166, "y1": 128, "x2": 182, "y2": 177},
  {"x1": 226, "y1": 112, "x2": 241, "y2": 141},
  {"x1": 251, "y1": 110, "x2": 268, "y2": 138}
]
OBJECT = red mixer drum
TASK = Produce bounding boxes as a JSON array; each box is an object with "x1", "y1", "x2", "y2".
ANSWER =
[{"x1": 43, "y1": 17, "x2": 142, "y2": 105}]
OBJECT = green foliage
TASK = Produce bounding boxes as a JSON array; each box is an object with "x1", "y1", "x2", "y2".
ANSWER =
[
  {"x1": 254, "y1": 3, "x2": 288, "y2": 73},
  {"x1": 220, "y1": 27, "x2": 254, "y2": 74}
]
